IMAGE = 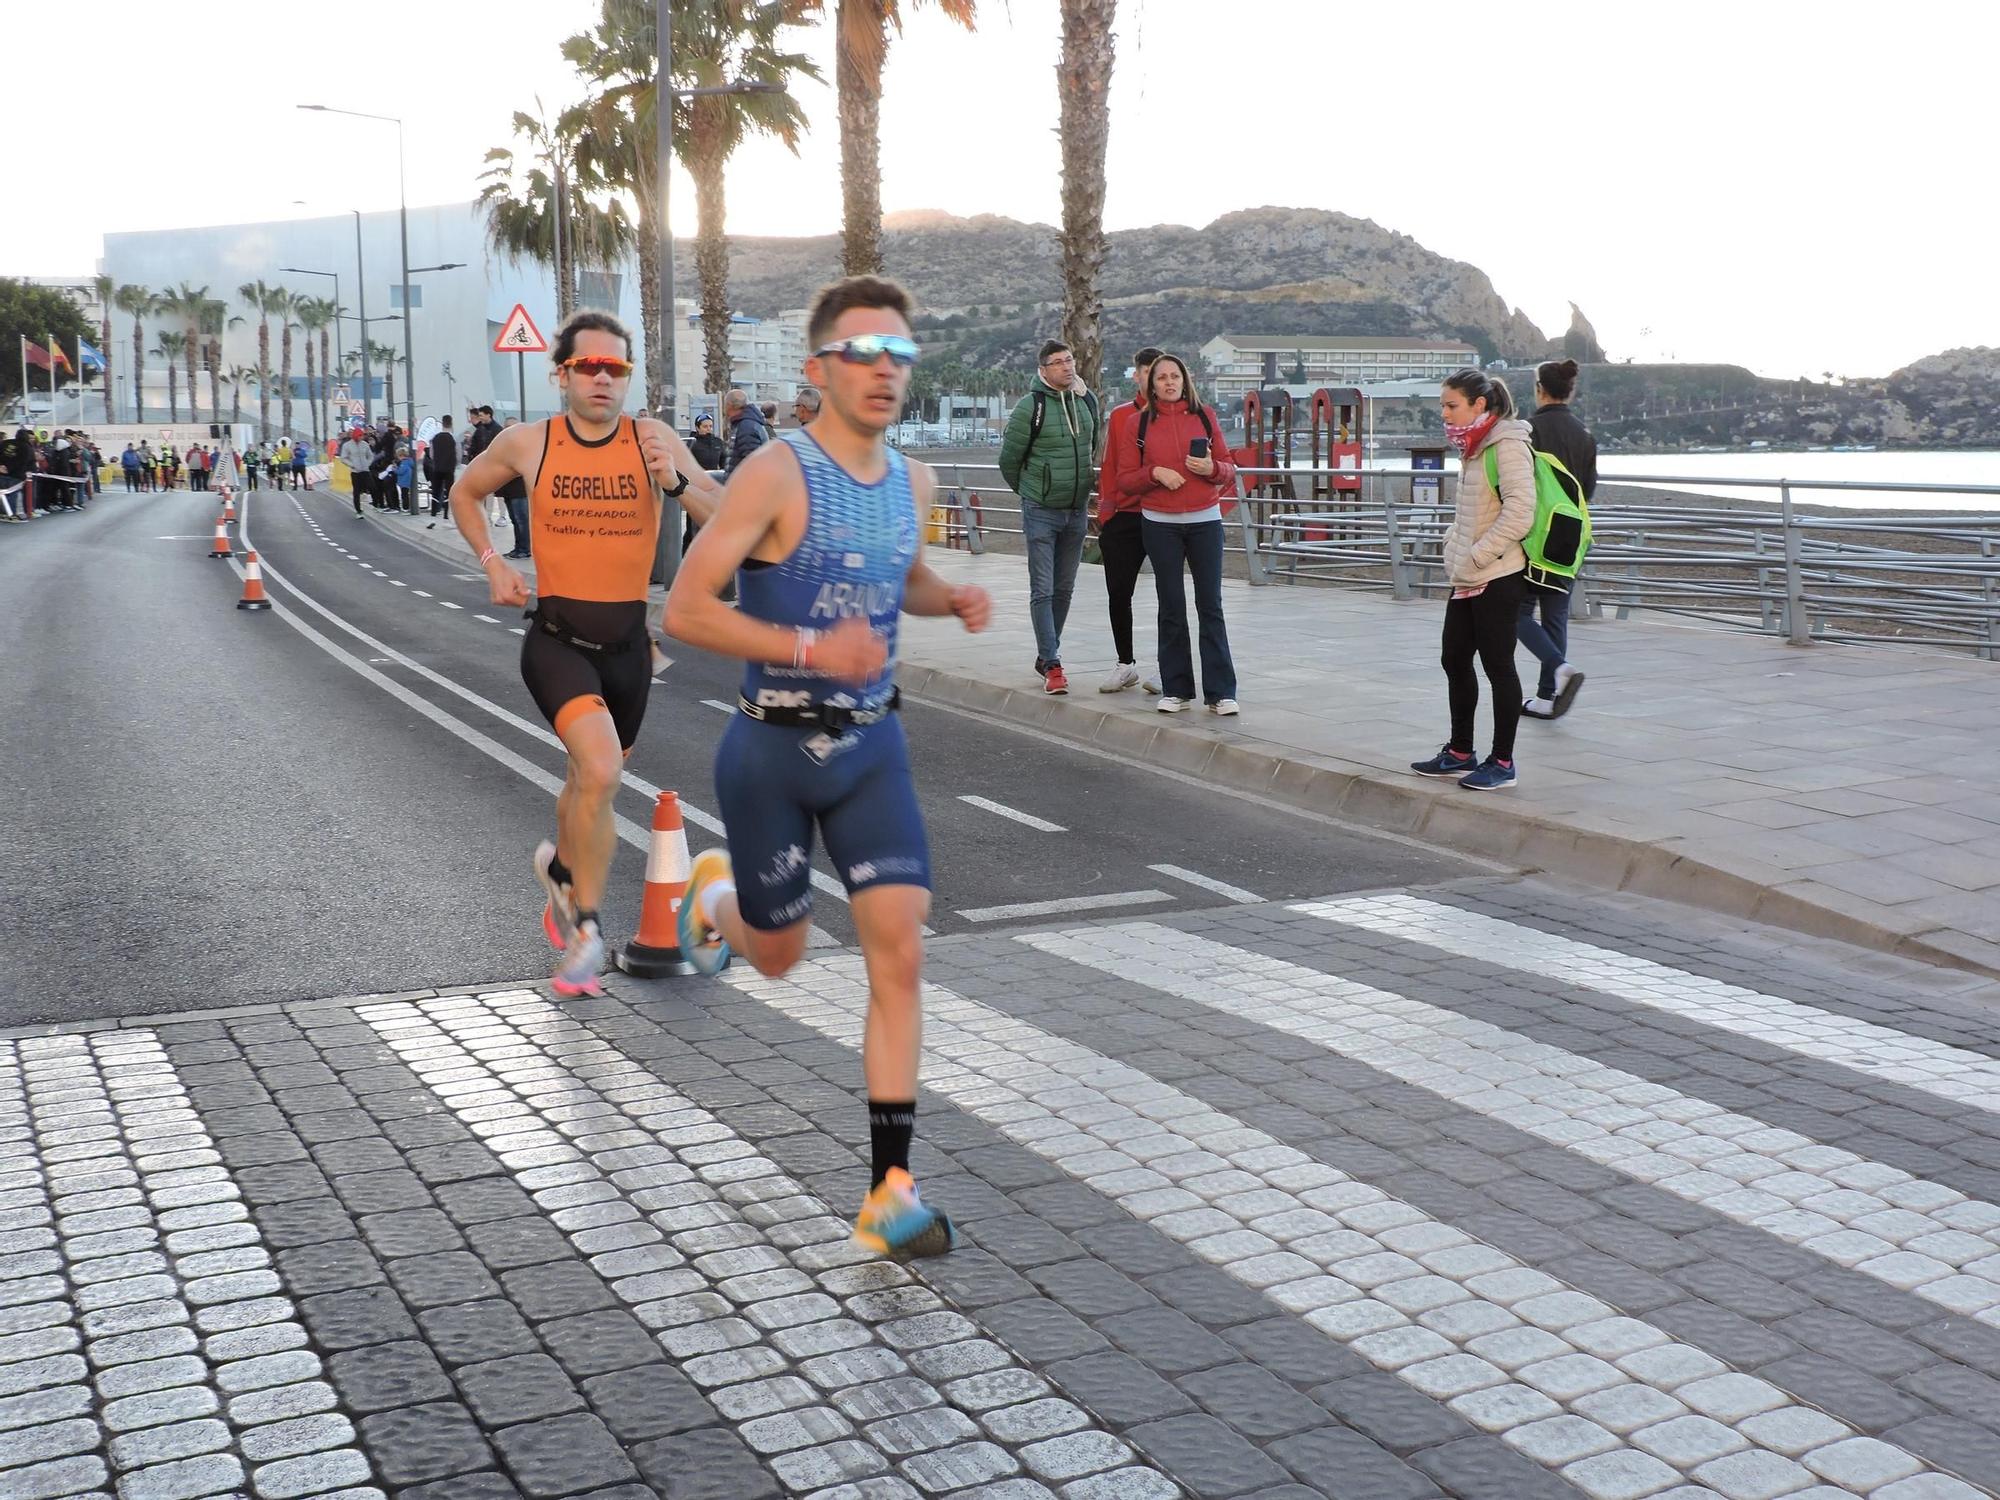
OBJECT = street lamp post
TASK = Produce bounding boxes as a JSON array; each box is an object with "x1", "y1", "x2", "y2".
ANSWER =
[
  {"x1": 280, "y1": 264, "x2": 343, "y2": 439},
  {"x1": 301, "y1": 106, "x2": 416, "y2": 434}
]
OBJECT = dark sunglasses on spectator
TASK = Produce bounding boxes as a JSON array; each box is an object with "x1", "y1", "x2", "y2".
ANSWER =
[
  {"x1": 560, "y1": 356, "x2": 634, "y2": 378},
  {"x1": 813, "y1": 334, "x2": 919, "y2": 368}
]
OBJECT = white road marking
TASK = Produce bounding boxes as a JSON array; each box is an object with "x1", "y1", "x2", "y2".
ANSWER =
[
  {"x1": 727, "y1": 955, "x2": 1940, "y2": 1497},
  {"x1": 701, "y1": 699, "x2": 734, "y2": 714},
  {"x1": 957, "y1": 890, "x2": 1173, "y2": 923},
  {"x1": 1304, "y1": 896, "x2": 2000, "y2": 1116},
  {"x1": 440, "y1": 601, "x2": 463, "y2": 610},
  {"x1": 1026, "y1": 924, "x2": 2000, "y2": 1327},
  {"x1": 412, "y1": 589, "x2": 431, "y2": 597},
  {"x1": 957, "y1": 794, "x2": 1065, "y2": 833},
  {"x1": 390, "y1": 580, "x2": 406, "y2": 587},
  {"x1": 510, "y1": 628, "x2": 526, "y2": 636},
  {"x1": 232, "y1": 496, "x2": 855, "y2": 928},
  {"x1": 1149, "y1": 863, "x2": 1262, "y2": 903},
  {"x1": 474, "y1": 614, "x2": 501, "y2": 623},
  {"x1": 356, "y1": 989, "x2": 1150, "y2": 1484}
]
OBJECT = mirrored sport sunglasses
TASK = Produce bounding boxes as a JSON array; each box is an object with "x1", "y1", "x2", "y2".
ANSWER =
[
  {"x1": 559, "y1": 355, "x2": 635, "y2": 378},
  {"x1": 812, "y1": 334, "x2": 920, "y2": 368}
]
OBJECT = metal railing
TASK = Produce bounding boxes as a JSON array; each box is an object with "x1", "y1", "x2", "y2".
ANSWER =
[{"x1": 919, "y1": 459, "x2": 2000, "y2": 660}]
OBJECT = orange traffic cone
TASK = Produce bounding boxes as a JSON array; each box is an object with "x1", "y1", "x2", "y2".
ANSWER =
[
  {"x1": 208, "y1": 515, "x2": 233, "y2": 558},
  {"x1": 222, "y1": 493, "x2": 237, "y2": 524},
  {"x1": 615, "y1": 791, "x2": 707, "y2": 978},
  {"x1": 237, "y1": 551, "x2": 272, "y2": 611}
]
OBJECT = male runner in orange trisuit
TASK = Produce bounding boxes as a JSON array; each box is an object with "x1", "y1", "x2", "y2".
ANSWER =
[{"x1": 450, "y1": 309, "x2": 723, "y2": 995}]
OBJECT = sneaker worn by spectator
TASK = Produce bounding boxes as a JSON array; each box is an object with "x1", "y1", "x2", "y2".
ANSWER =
[
  {"x1": 1043, "y1": 664, "x2": 1069, "y2": 695},
  {"x1": 1098, "y1": 662, "x2": 1139, "y2": 693},
  {"x1": 1459, "y1": 756, "x2": 1518, "y2": 791},
  {"x1": 1208, "y1": 698, "x2": 1238, "y2": 716},
  {"x1": 1157, "y1": 696, "x2": 1190, "y2": 714},
  {"x1": 1411, "y1": 745, "x2": 1478, "y2": 777}
]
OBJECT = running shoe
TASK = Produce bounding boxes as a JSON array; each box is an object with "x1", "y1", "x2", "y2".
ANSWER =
[
  {"x1": 1459, "y1": 757, "x2": 1519, "y2": 791},
  {"x1": 678, "y1": 848, "x2": 734, "y2": 977},
  {"x1": 551, "y1": 919, "x2": 606, "y2": 997},
  {"x1": 1208, "y1": 699, "x2": 1240, "y2": 717},
  {"x1": 534, "y1": 839, "x2": 577, "y2": 950},
  {"x1": 1043, "y1": 664, "x2": 1069, "y2": 695},
  {"x1": 1098, "y1": 663, "x2": 1139, "y2": 693},
  {"x1": 853, "y1": 1168, "x2": 955, "y2": 1259},
  {"x1": 1411, "y1": 745, "x2": 1478, "y2": 777},
  {"x1": 1157, "y1": 696, "x2": 1189, "y2": 714}
]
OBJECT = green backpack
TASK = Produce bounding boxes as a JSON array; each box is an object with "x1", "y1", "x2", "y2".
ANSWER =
[{"x1": 1484, "y1": 444, "x2": 1592, "y2": 590}]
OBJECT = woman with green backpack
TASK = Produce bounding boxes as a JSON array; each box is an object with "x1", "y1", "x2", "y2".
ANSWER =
[
  {"x1": 1409, "y1": 368, "x2": 1536, "y2": 791},
  {"x1": 1519, "y1": 358, "x2": 1599, "y2": 720}
]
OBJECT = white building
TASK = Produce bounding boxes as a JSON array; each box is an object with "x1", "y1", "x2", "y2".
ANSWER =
[
  {"x1": 1199, "y1": 334, "x2": 1479, "y2": 405},
  {"x1": 96, "y1": 202, "x2": 810, "y2": 437}
]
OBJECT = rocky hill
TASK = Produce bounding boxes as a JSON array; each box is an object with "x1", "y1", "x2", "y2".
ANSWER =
[{"x1": 692, "y1": 206, "x2": 1556, "y2": 366}]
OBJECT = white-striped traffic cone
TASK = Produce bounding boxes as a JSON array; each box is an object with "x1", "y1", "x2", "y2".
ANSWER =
[{"x1": 615, "y1": 791, "x2": 706, "y2": 977}]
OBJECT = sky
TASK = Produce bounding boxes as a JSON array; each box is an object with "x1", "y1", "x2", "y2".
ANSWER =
[{"x1": 9, "y1": 0, "x2": 1993, "y2": 379}]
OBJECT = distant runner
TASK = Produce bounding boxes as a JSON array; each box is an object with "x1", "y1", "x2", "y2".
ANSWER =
[
  {"x1": 450, "y1": 309, "x2": 722, "y2": 996},
  {"x1": 666, "y1": 275, "x2": 991, "y2": 1259}
]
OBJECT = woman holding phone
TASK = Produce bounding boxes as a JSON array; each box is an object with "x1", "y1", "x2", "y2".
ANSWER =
[{"x1": 1114, "y1": 352, "x2": 1239, "y2": 714}]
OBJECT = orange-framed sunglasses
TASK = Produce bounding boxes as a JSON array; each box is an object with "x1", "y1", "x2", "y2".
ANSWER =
[{"x1": 559, "y1": 355, "x2": 635, "y2": 378}]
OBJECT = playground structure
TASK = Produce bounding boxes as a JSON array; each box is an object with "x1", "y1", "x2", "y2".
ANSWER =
[{"x1": 1238, "y1": 386, "x2": 1368, "y2": 551}]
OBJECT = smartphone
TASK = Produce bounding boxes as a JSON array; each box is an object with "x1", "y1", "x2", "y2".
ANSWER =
[{"x1": 1188, "y1": 437, "x2": 1211, "y2": 459}]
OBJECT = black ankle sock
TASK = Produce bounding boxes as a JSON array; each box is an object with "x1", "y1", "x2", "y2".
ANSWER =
[
  {"x1": 576, "y1": 909, "x2": 600, "y2": 934},
  {"x1": 548, "y1": 852, "x2": 574, "y2": 889},
  {"x1": 868, "y1": 1100, "x2": 915, "y2": 1188}
]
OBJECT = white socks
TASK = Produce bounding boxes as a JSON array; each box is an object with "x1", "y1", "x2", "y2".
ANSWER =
[
  {"x1": 1525, "y1": 697, "x2": 1555, "y2": 715},
  {"x1": 698, "y1": 878, "x2": 736, "y2": 927},
  {"x1": 1554, "y1": 663, "x2": 1578, "y2": 692}
]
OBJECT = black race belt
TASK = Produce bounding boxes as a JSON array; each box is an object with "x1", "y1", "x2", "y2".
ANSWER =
[
  {"x1": 529, "y1": 610, "x2": 644, "y2": 656},
  {"x1": 737, "y1": 688, "x2": 900, "y2": 731}
]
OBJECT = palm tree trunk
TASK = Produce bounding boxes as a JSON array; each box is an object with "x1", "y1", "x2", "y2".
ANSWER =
[
  {"x1": 836, "y1": 0, "x2": 886, "y2": 277},
  {"x1": 232, "y1": 384, "x2": 242, "y2": 427},
  {"x1": 281, "y1": 326, "x2": 296, "y2": 439},
  {"x1": 691, "y1": 132, "x2": 732, "y2": 401},
  {"x1": 168, "y1": 366, "x2": 179, "y2": 424},
  {"x1": 132, "y1": 321, "x2": 145, "y2": 423},
  {"x1": 304, "y1": 339, "x2": 318, "y2": 447},
  {"x1": 320, "y1": 330, "x2": 333, "y2": 440},
  {"x1": 1057, "y1": 0, "x2": 1117, "y2": 396},
  {"x1": 186, "y1": 342, "x2": 199, "y2": 424},
  {"x1": 638, "y1": 218, "x2": 665, "y2": 416},
  {"x1": 555, "y1": 159, "x2": 575, "y2": 319},
  {"x1": 257, "y1": 321, "x2": 271, "y2": 439},
  {"x1": 207, "y1": 345, "x2": 222, "y2": 433},
  {"x1": 100, "y1": 313, "x2": 113, "y2": 422}
]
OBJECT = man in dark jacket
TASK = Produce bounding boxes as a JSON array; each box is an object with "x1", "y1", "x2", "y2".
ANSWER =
[
  {"x1": 999, "y1": 339, "x2": 1101, "y2": 695},
  {"x1": 426, "y1": 416, "x2": 458, "y2": 524},
  {"x1": 1519, "y1": 360, "x2": 1599, "y2": 721},
  {"x1": 686, "y1": 414, "x2": 725, "y2": 473},
  {"x1": 723, "y1": 389, "x2": 768, "y2": 476}
]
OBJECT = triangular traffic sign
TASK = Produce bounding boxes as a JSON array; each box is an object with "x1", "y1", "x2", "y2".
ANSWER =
[{"x1": 492, "y1": 303, "x2": 547, "y2": 354}]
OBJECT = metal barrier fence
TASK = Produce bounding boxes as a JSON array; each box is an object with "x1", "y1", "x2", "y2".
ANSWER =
[{"x1": 920, "y1": 459, "x2": 2000, "y2": 660}]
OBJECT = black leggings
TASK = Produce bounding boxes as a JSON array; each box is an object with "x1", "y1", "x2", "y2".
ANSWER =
[
  {"x1": 1099, "y1": 510, "x2": 1146, "y2": 665},
  {"x1": 1442, "y1": 569, "x2": 1525, "y2": 763}
]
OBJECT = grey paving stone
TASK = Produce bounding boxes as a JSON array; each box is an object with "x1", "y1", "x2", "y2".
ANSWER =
[
  {"x1": 582, "y1": 1366, "x2": 717, "y2": 1442},
  {"x1": 1311, "y1": 1372, "x2": 1476, "y2": 1457},
  {"x1": 418, "y1": 1299, "x2": 539, "y2": 1369},
  {"x1": 898, "y1": 1439, "x2": 1022, "y2": 1494},
  {"x1": 246, "y1": 1446, "x2": 373, "y2": 1497},
  {"x1": 357, "y1": 1207, "x2": 464, "y2": 1260},
  {"x1": 1758, "y1": 1355, "x2": 1932, "y2": 1433},
  {"x1": 491, "y1": 1412, "x2": 640, "y2": 1498},
  {"x1": 980, "y1": 1300, "x2": 1111, "y2": 1363},
  {"x1": 1071, "y1": 1223, "x2": 1200, "y2": 1279},
  {"x1": 1774, "y1": 1309, "x2": 1932, "y2": 1381},
  {"x1": 467, "y1": 1218, "x2": 573, "y2": 1273},
  {"x1": 254, "y1": 1197, "x2": 356, "y2": 1249},
  {"x1": 1140, "y1": 1266, "x2": 1276, "y2": 1330},
  {"x1": 435, "y1": 1178, "x2": 539, "y2": 1227},
  {"x1": 1096, "y1": 1307, "x2": 1236, "y2": 1375},
  {"x1": 331, "y1": 1168, "x2": 432, "y2": 1215},
  {"x1": 630, "y1": 1425, "x2": 782, "y2": 1499},
  {"x1": 357, "y1": 1399, "x2": 493, "y2": 1485},
  {"x1": 1221, "y1": 1316, "x2": 1370, "y2": 1388},
  {"x1": 458, "y1": 1354, "x2": 586, "y2": 1427},
  {"x1": 538, "y1": 1309, "x2": 661, "y2": 1379},
  {"x1": 297, "y1": 1285, "x2": 419, "y2": 1351},
  {"x1": 115, "y1": 1451, "x2": 247, "y2": 1500},
  {"x1": 386, "y1": 1249, "x2": 501, "y2": 1310},
  {"x1": 325, "y1": 1339, "x2": 452, "y2": 1412},
  {"x1": 1409, "y1": 1434, "x2": 1581, "y2": 1500},
  {"x1": 500, "y1": 1259, "x2": 616, "y2": 1322},
  {"x1": 274, "y1": 1238, "x2": 385, "y2": 1296},
  {"x1": 1879, "y1": 1415, "x2": 2000, "y2": 1485},
  {"x1": 394, "y1": 1471, "x2": 522, "y2": 1500},
  {"x1": 1127, "y1": 1413, "x2": 1292, "y2": 1496}
]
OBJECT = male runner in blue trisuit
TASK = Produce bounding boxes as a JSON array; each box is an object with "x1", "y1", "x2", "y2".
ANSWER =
[{"x1": 665, "y1": 276, "x2": 991, "y2": 1259}]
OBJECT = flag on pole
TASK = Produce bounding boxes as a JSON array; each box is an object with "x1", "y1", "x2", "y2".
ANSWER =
[
  {"x1": 22, "y1": 338, "x2": 53, "y2": 370},
  {"x1": 78, "y1": 338, "x2": 106, "y2": 373},
  {"x1": 47, "y1": 338, "x2": 72, "y2": 374}
]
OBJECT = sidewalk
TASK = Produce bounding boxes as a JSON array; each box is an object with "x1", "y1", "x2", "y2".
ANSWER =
[{"x1": 358, "y1": 498, "x2": 2000, "y2": 979}]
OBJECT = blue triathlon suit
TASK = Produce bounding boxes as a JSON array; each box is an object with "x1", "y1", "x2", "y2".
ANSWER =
[{"x1": 716, "y1": 431, "x2": 931, "y2": 931}]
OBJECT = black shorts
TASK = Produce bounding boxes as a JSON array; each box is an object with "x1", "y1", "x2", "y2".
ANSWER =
[{"x1": 520, "y1": 599, "x2": 651, "y2": 750}]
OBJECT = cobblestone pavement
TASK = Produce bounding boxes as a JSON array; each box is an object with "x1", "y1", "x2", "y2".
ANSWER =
[{"x1": 6, "y1": 880, "x2": 2000, "y2": 1499}]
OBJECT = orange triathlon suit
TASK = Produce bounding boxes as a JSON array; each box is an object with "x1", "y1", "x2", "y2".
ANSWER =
[{"x1": 519, "y1": 415, "x2": 661, "y2": 748}]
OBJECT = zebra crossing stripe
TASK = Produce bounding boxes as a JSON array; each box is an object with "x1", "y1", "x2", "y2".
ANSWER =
[
  {"x1": 724, "y1": 955, "x2": 1943, "y2": 1498},
  {"x1": 355, "y1": 989, "x2": 1164, "y2": 1495},
  {"x1": 0, "y1": 1032, "x2": 375, "y2": 1500},
  {"x1": 1023, "y1": 924, "x2": 2000, "y2": 1330},
  {"x1": 1302, "y1": 894, "x2": 2000, "y2": 1113}
]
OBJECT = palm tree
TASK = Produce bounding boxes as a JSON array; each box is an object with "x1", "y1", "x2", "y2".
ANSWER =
[
  {"x1": 162, "y1": 282, "x2": 213, "y2": 421},
  {"x1": 826, "y1": 0, "x2": 977, "y2": 276},
  {"x1": 296, "y1": 298, "x2": 334, "y2": 446},
  {"x1": 562, "y1": 0, "x2": 818, "y2": 408},
  {"x1": 237, "y1": 280, "x2": 289, "y2": 438},
  {"x1": 91, "y1": 275, "x2": 116, "y2": 421},
  {"x1": 480, "y1": 106, "x2": 632, "y2": 326},
  {"x1": 1056, "y1": 0, "x2": 1115, "y2": 394},
  {"x1": 197, "y1": 298, "x2": 239, "y2": 432},
  {"x1": 369, "y1": 342, "x2": 402, "y2": 417},
  {"x1": 114, "y1": 285, "x2": 156, "y2": 422},
  {"x1": 155, "y1": 333, "x2": 187, "y2": 422},
  {"x1": 226, "y1": 365, "x2": 255, "y2": 427},
  {"x1": 275, "y1": 292, "x2": 301, "y2": 439}
]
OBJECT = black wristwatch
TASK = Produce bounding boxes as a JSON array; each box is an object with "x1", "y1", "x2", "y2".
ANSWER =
[{"x1": 662, "y1": 470, "x2": 689, "y2": 498}]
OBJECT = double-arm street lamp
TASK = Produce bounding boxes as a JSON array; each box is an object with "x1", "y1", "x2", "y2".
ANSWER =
[
  {"x1": 279, "y1": 264, "x2": 344, "y2": 428},
  {"x1": 298, "y1": 105, "x2": 422, "y2": 435}
]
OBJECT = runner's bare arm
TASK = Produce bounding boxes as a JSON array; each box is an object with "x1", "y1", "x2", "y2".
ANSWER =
[
  {"x1": 663, "y1": 443, "x2": 885, "y2": 681},
  {"x1": 636, "y1": 418, "x2": 722, "y2": 526},
  {"x1": 900, "y1": 460, "x2": 990, "y2": 631},
  {"x1": 450, "y1": 425, "x2": 535, "y2": 608}
]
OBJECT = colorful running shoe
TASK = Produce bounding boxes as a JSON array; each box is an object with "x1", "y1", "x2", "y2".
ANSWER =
[
  {"x1": 678, "y1": 847, "x2": 734, "y2": 977},
  {"x1": 551, "y1": 919, "x2": 606, "y2": 998},
  {"x1": 534, "y1": 839, "x2": 577, "y2": 950},
  {"x1": 853, "y1": 1168, "x2": 955, "y2": 1260}
]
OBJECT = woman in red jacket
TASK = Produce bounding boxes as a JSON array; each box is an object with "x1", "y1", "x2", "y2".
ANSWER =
[{"x1": 1115, "y1": 354, "x2": 1239, "y2": 714}]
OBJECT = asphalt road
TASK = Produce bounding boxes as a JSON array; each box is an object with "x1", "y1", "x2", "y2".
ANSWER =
[{"x1": 0, "y1": 484, "x2": 1484, "y2": 1023}]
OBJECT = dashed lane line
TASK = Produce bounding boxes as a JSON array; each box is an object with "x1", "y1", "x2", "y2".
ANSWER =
[
  {"x1": 1148, "y1": 863, "x2": 1262, "y2": 904},
  {"x1": 956, "y1": 795, "x2": 1065, "y2": 834},
  {"x1": 956, "y1": 890, "x2": 1174, "y2": 924}
]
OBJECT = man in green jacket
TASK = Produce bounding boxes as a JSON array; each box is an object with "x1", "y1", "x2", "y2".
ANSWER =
[{"x1": 999, "y1": 340, "x2": 1100, "y2": 694}]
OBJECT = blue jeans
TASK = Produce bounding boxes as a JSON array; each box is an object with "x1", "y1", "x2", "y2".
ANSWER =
[
  {"x1": 1142, "y1": 517, "x2": 1235, "y2": 703},
  {"x1": 1021, "y1": 503, "x2": 1089, "y2": 667},
  {"x1": 507, "y1": 493, "x2": 531, "y2": 554},
  {"x1": 1516, "y1": 583, "x2": 1572, "y2": 699}
]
